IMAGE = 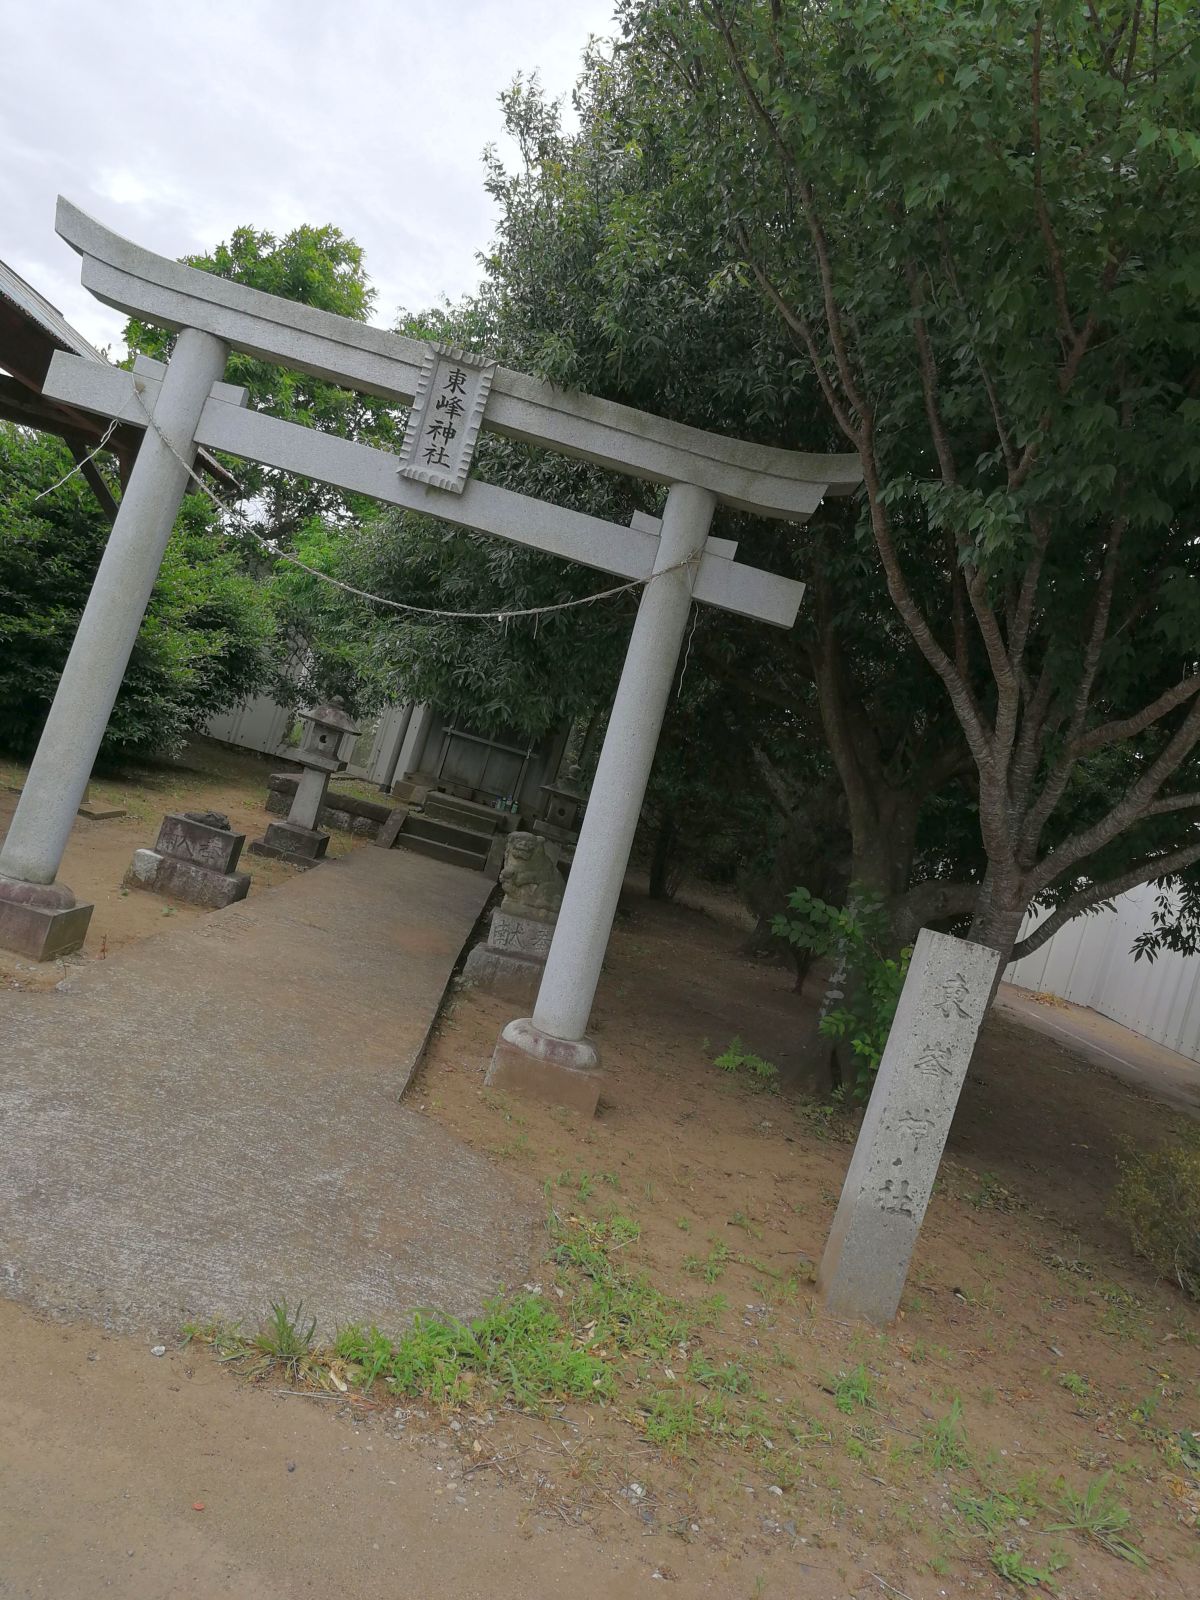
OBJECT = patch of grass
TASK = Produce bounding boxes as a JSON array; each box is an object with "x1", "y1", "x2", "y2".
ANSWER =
[
  {"x1": 335, "y1": 1295, "x2": 611, "y2": 1406},
  {"x1": 952, "y1": 1488, "x2": 1027, "y2": 1537},
  {"x1": 792, "y1": 1097, "x2": 856, "y2": 1143},
  {"x1": 552, "y1": 1213, "x2": 718, "y2": 1355},
  {"x1": 990, "y1": 1546, "x2": 1068, "y2": 1588},
  {"x1": 920, "y1": 1398, "x2": 969, "y2": 1470},
  {"x1": 830, "y1": 1363, "x2": 875, "y2": 1415},
  {"x1": 1095, "y1": 1280, "x2": 1151, "y2": 1342},
  {"x1": 1058, "y1": 1372, "x2": 1091, "y2": 1401},
  {"x1": 642, "y1": 1390, "x2": 701, "y2": 1454},
  {"x1": 1047, "y1": 1472, "x2": 1147, "y2": 1567},
  {"x1": 968, "y1": 1172, "x2": 1027, "y2": 1213},
  {"x1": 253, "y1": 1299, "x2": 316, "y2": 1377},
  {"x1": 683, "y1": 1238, "x2": 732, "y2": 1284},
  {"x1": 688, "y1": 1354, "x2": 755, "y2": 1394}
]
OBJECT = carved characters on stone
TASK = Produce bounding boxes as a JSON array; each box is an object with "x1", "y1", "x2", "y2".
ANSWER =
[
  {"x1": 499, "y1": 832, "x2": 564, "y2": 917},
  {"x1": 935, "y1": 970, "x2": 972, "y2": 1020}
]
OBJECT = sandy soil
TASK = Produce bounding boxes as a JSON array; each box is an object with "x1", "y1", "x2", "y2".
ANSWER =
[
  {"x1": 407, "y1": 896, "x2": 1200, "y2": 1598},
  {"x1": 1, "y1": 749, "x2": 1197, "y2": 1597},
  {"x1": 0, "y1": 738, "x2": 363, "y2": 992}
]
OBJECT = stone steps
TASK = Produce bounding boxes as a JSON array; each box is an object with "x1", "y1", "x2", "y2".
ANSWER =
[
  {"x1": 422, "y1": 793, "x2": 512, "y2": 838},
  {"x1": 403, "y1": 813, "x2": 490, "y2": 850},
  {"x1": 391, "y1": 831, "x2": 489, "y2": 873}
]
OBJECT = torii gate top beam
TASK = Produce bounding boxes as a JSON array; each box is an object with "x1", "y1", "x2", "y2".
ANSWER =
[{"x1": 55, "y1": 198, "x2": 861, "y2": 522}]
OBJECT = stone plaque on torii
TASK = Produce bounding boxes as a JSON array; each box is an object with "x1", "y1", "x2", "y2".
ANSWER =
[{"x1": 0, "y1": 197, "x2": 861, "y2": 1110}]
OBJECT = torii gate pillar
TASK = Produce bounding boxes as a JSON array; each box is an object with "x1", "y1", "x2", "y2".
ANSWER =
[
  {"x1": 0, "y1": 328, "x2": 229, "y2": 961},
  {"x1": 487, "y1": 481, "x2": 716, "y2": 1114}
]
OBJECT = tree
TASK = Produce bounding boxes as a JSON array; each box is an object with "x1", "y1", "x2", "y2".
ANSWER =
[
  {"x1": 0, "y1": 425, "x2": 276, "y2": 758},
  {"x1": 124, "y1": 223, "x2": 400, "y2": 538},
  {"x1": 620, "y1": 0, "x2": 1200, "y2": 964}
]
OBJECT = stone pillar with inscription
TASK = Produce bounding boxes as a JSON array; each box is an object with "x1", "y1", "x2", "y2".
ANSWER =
[{"x1": 818, "y1": 927, "x2": 1001, "y2": 1325}]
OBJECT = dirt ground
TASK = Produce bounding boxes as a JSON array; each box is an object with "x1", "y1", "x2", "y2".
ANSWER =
[
  {"x1": 1, "y1": 747, "x2": 1198, "y2": 1598},
  {"x1": 0, "y1": 738, "x2": 362, "y2": 992}
]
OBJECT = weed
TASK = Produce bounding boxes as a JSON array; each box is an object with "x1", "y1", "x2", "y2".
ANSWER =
[
  {"x1": 676, "y1": 1217, "x2": 692, "y2": 1233},
  {"x1": 830, "y1": 1363, "x2": 875, "y2": 1414},
  {"x1": 792, "y1": 1098, "x2": 855, "y2": 1143},
  {"x1": 688, "y1": 1354, "x2": 755, "y2": 1394},
  {"x1": 552, "y1": 1214, "x2": 713, "y2": 1355},
  {"x1": 713, "y1": 1038, "x2": 779, "y2": 1085},
  {"x1": 953, "y1": 1489, "x2": 1025, "y2": 1537},
  {"x1": 921, "y1": 1398, "x2": 969, "y2": 1470},
  {"x1": 969, "y1": 1172, "x2": 1027, "y2": 1213},
  {"x1": 253, "y1": 1300, "x2": 316, "y2": 1377},
  {"x1": 1058, "y1": 1372, "x2": 1091, "y2": 1401},
  {"x1": 642, "y1": 1390, "x2": 701, "y2": 1453},
  {"x1": 990, "y1": 1546, "x2": 1068, "y2": 1588},
  {"x1": 1095, "y1": 1280, "x2": 1151, "y2": 1342},
  {"x1": 335, "y1": 1295, "x2": 611, "y2": 1406},
  {"x1": 683, "y1": 1239, "x2": 732, "y2": 1284},
  {"x1": 1047, "y1": 1473, "x2": 1147, "y2": 1567},
  {"x1": 728, "y1": 1210, "x2": 763, "y2": 1240},
  {"x1": 1175, "y1": 1428, "x2": 1200, "y2": 1476},
  {"x1": 771, "y1": 885, "x2": 910, "y2": 1101},
  {"x1": 556, "y1": 1168, "x2": 594, "y2": 1199}
]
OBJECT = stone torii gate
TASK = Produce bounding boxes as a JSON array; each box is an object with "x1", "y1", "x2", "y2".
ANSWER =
[{"x1": 0, "y1": 197, "x2": 861, "y2": 1109}]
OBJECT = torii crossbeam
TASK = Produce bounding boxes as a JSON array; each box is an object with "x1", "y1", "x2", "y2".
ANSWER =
[{"x1": 0, "y1": 198, "x2": 861, "y2": 1110}]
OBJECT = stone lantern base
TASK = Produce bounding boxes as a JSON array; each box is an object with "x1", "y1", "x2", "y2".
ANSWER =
[{"x1": 248, "y1": 819, "x2": 330, "y2": 869}]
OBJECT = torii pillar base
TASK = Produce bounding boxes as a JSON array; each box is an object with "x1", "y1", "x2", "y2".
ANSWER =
[
  {"x1": 0, "y1": 876, "x2": 93, "y2": 962},
  {"x1": 486, "y1": 1018, "x2": 603, "y2": 1117}
]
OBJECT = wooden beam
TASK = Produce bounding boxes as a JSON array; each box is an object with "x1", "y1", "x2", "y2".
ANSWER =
[{"x1": 70, "y1": 445, "x2": 119, "y2": 523}]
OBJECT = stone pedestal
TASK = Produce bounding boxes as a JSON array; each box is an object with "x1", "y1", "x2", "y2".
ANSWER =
[
  {"x1": 818, "y1": 928, "x2": 1001, "y2": 1326},
  {"x1": 125, "y1": 812, "x2": 250, "y2": 908},
  {"x1": 248, "y1": 820, "x2": 329, "y2": 868},
  {"x1": 462, "y1": 906, "x2": 555, "y2": 1003},
  {"x1": 486, "y1": 1017, "x2": 602, "y2": 1116},
  {"x1": 0, "y1": 875, "x2": 93, "y2": 961}
]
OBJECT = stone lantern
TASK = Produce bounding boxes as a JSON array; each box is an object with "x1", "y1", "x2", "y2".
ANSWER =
[
  {"x1": 250, "y1": 699, "x2": 360, "y2": 867},
  {"x1": 533, "y1": 766, "x2": 585, "y2": 854}
]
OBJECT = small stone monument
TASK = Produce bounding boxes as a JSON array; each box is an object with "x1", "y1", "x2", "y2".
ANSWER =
[
  {"x1": 249, "y1": 699, "x2": 359, "y2": 868},
  {"x1": 125, "y1": 811, "x2": 250, "y2": 908},
  {"x1": 462, "y1": 832, "x2": 563, "y2": 1002},
  {"x1": 817, "y1": 927, "x2": 1001, "y2": 1326}
]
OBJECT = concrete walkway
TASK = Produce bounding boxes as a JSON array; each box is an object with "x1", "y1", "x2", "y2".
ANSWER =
[
  {"x1": 997, "y1": 983, "x2": 1200, "y2": 1118},
  {"x1": 0, "y1": 846, "x2": 539, "y2": 1336}
]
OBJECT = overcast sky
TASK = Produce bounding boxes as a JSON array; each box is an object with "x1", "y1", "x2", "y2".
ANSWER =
[{"x1": 3, "y1": 0, "x2": 617, "y2": 355}]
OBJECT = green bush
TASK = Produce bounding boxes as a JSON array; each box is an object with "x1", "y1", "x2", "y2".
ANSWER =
[
  {"x1": 772, "y1": 885, "x2": 911, "y2": 1100},
  {"x1": 0, "y1": 425, "x2": 277, "y2": 759},
  {"x1": 1112, "y1": 1129, "x2": 1200, "y2": 1302}
]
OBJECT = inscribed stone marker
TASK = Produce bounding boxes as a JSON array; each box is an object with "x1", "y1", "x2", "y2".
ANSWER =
[{"x1": 818, "y1": 927, "x2": 1001, "y2": 1325}]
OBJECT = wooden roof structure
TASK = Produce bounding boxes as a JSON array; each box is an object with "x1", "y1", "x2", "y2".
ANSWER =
[{"x1": 0, "y1": 255, "x2": 232, "y2": 522}]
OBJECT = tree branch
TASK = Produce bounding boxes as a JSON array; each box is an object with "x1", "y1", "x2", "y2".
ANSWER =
[
  {"x1": 1071, "y1": 674, "x2": 1200, "y2": 759},
  {"x1": 1029, "y1": 691, "x2": 1200, "y2": 893},
  {"x1": 1012, "y1": 838, "x2": 1200, "y2": 962},
  {"x1": 1019, "y1": 514, "x2": 1128, "y2": 858}
]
